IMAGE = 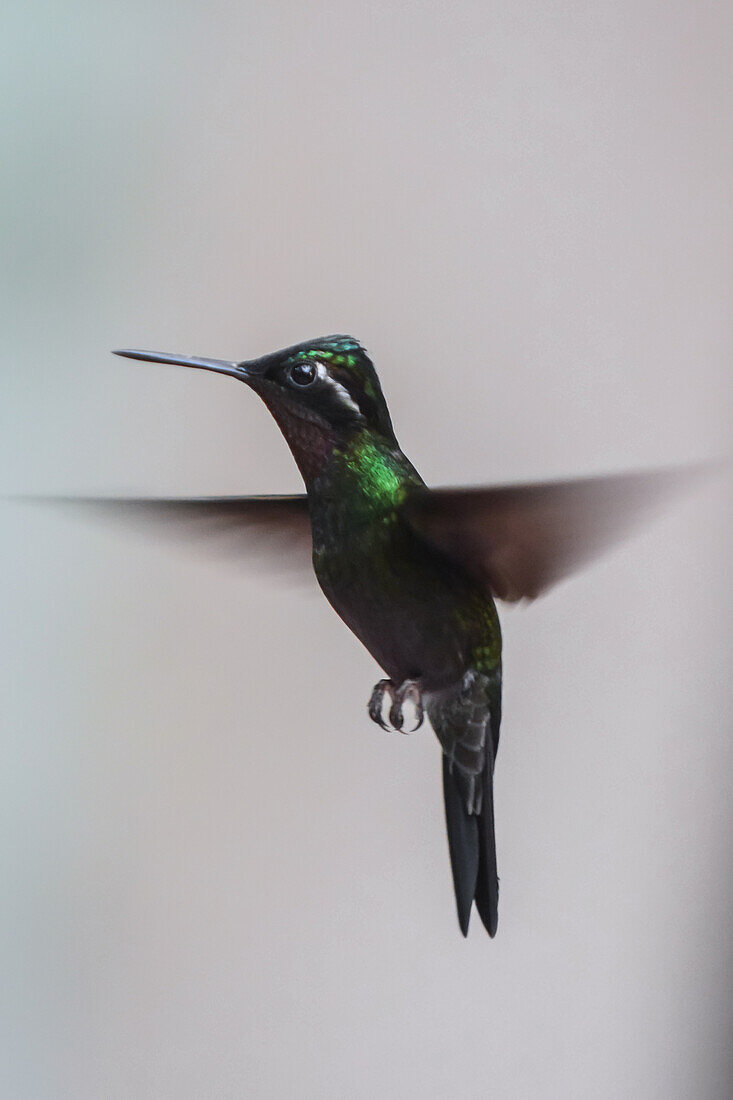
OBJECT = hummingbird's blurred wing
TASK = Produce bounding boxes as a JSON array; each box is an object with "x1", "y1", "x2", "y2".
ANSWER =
[
  {"x1": 49, "y1": 495, "x2": 313, "y2": 579},
  {"x1": 405, "y1": 466, "x2": 704, "y2": 603}
]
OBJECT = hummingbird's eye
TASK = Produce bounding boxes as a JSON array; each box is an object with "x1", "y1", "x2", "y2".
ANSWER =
[{"x1": 288, "y1": 360, "x2": 318, "y2": 388}]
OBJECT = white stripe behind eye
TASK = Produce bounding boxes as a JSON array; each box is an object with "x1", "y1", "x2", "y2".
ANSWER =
[{"x1": 316, "y1": 361, "x2": 363, "y2": 417}]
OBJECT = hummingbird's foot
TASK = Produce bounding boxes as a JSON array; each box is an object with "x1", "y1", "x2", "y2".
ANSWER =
[{"x1": 368, "y1": 678, "x2": 424, "y2": 733}]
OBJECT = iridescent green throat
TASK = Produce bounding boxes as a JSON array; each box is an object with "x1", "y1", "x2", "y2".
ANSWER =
[{"x1": 318, "y1": 431, "x2": 423, "y2": 521}]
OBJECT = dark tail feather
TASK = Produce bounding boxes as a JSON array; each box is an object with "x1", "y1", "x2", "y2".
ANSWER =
[
  {"x1": 476, "y1": 688, "x2": 501, "y2": 936},
  {"x1": 442, "y1": 746, "x2": 499, "y2": 938},
  {"x1": 474, "y1": 752, "x2": 499, "y2": 937},
  {"x1": 442, "y1": 755, "x2": 479, "y2": 936}
]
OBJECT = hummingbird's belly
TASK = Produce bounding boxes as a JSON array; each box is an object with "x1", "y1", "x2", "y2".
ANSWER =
[{"x1": 313, "y1": 526, "x2": 498, "y2": 688}]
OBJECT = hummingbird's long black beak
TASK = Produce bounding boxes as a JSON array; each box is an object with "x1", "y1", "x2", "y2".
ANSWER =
[{"x1": 113, "y1": 348, "x2": 256, "y2": 381}]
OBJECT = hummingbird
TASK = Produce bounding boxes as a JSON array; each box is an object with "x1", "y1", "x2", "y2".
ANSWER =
[{"x1": 80, "y1": 336, "x2": 695, "y2": 937}]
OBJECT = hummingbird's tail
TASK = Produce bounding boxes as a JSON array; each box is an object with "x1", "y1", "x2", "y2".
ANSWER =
[
  {"x1": 431, "y1": 669, "x2": 501, "y2": 937},
  {"x1": 442, "y1": 745, "x2": 498, "y2": 937}
]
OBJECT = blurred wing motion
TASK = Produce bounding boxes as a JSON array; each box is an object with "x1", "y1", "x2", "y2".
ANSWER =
[
  {"x1": 406, "y1": 466, "x2": 706, "y2": 603},
  {"x1": 50, "y1": 495, "x2": 313, "y2": 579},
  {"x1": 42, "y1": 464, "x2": 709, "y2": 597}
]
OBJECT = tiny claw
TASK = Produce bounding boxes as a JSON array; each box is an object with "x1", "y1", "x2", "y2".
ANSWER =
[
  {"x1": 408, "y1": 697, "x2": 424, "y2": 732},
  {"x1": 389, "y1": 698, "x2": 404, "y2": 731},
  {"x1": 368, "y1": 679, "x2": 395, "y2": 731},
  {"x1": 403, "y1": 682, "x2": 424, "y2": 731},
  {"x1": 393, "y1": 679, "x2": 424, "y2": 734}
]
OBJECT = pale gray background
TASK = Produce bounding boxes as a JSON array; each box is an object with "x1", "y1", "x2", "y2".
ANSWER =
[{"x1": 2, "y1": 2, "x2": 731, "y2": 1098}]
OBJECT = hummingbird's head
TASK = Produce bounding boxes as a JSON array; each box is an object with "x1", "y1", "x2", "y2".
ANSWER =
[{"x1": 114, "y1": 336, "x2": 396, "y2": 482}]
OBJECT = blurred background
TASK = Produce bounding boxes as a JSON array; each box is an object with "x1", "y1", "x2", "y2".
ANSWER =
[{"x1": 2, "y1": 2, "x2": 731, "y2": 1097}]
